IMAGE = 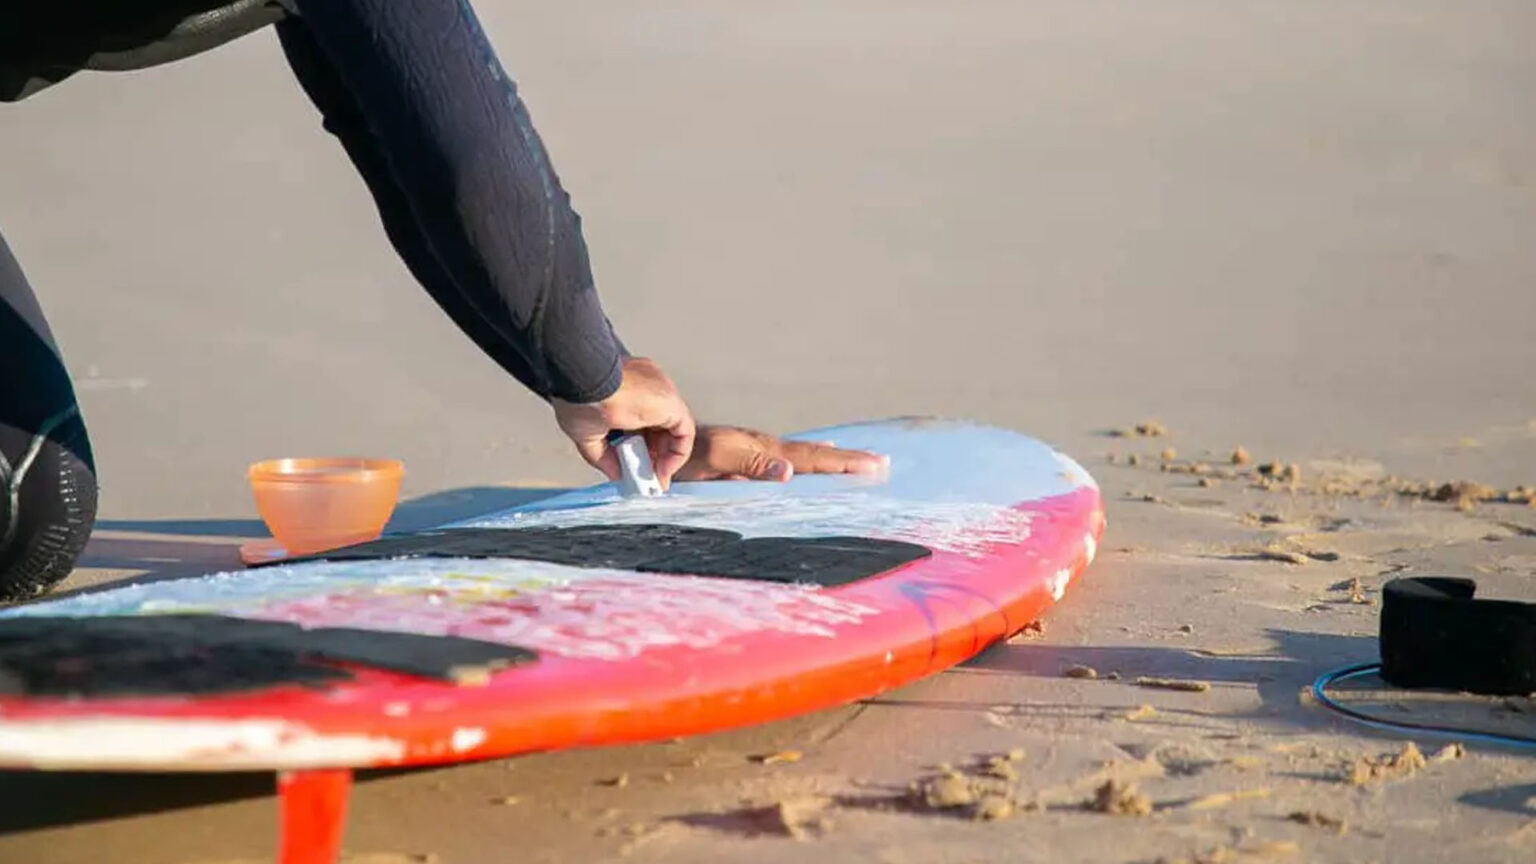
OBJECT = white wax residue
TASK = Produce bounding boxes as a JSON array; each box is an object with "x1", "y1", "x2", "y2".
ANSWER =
[{"x1": 466, "y1": 491, "x2": 1032, "y2": 558}]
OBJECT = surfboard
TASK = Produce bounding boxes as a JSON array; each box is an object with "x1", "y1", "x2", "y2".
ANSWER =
[{"x1": 0, "y1": 417, "x2": 1104, "y2": 864}]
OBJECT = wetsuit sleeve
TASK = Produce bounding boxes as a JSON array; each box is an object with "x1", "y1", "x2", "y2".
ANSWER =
[{"x1": 288, "y1": 0, "x2": 626, "y2": 404}]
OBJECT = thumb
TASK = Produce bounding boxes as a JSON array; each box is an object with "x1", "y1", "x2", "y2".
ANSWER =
[{"x1": 572, "y1": 435, "x2": 622, "y2": 481}]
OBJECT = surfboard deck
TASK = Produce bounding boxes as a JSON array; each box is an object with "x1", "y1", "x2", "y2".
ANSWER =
[{"x1": 0, "y1": 417, "x2": 1104, "y2": 864}]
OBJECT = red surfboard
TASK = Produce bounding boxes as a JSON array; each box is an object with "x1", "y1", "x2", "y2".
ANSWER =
[{"x1": 0, "y1": 417, "x2": 1103, "y2": 864}]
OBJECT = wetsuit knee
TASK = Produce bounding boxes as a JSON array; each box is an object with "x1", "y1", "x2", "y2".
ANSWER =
[
  {"x1": 0, "y1": 410, "x2": 99, "y2": 602},
  {"x1": 1, "y1": 229, "x2": 99, "y2": 601}
]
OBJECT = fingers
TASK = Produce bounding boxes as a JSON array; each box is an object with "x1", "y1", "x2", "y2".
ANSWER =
[
  {"x1": 648, "y1": 412, "x2": 696, "y2": 489},
  {"x1": 553, "y1": 356, "x2": 699, "y2": 487},
  {"x1": 714, "y1": 441, "x2": 787, "y2": 481},
  {"x1": 752, "y1": 457, "x2": 793, "y2": 482},
  {"x1": 781, "y1": 440, "x2": 889, "y2": 475},
  {"x1": 679, "y1": 426, "x2": 786, "y2": 482},
  {"x1": 615, "y1": 356, "x2": 696, "y2": 484},
  {"x1": 675, "y1": 426, "x2": 889, "y2": 484},
  {"x1": 734, "y1": 455, "x2": 792, "y2": 481}
]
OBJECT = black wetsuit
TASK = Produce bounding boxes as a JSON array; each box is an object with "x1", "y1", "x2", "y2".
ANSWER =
[{"x1": 0, "y1": 0, "x2": 628, "y2": 599}]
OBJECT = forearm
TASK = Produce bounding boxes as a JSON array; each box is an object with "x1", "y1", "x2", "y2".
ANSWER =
[{"x1": 290, "y1": 0, "x2": 625, "y2": 403}]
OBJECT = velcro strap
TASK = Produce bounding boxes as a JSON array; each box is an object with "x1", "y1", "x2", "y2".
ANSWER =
[{"x1": 1379, "y1": 577, "x2": 1536, "y2": 696}]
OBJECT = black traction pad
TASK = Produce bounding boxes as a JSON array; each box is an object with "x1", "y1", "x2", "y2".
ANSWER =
[
  {"x1": 273, "y1": 525, "x2": 739, "y2": 571},
  {"x1": 267, "y1": 524, "x2": 932, "y2": 588},
  {"x1": 0, "y1": 615, "x2": 537, "y2": 698},
  {"x1": 639, "y1": 536, "x2": 932, "y2": 586}
]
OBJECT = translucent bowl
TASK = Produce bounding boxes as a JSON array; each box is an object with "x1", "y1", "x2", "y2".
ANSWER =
[{"x1": 247, "y1": 457, "x2": 404, "y2": 556}]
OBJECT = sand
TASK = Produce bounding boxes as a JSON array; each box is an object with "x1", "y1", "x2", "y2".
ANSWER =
[{"x1": 1, "y1": 1, "x2": 1534, "y2": 862}]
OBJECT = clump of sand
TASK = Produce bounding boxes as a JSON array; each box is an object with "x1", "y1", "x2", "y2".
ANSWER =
[
  {"x1": 1135, "y1": 676, "x2": 1211, "y2": 693},
  {"x1": 1112, "y1": 420, "x2": 1170, "y2": 438},
  {"x1": 1342, "y1": 741, "x2": 1429, "y2": 785},
  {"x1": 773, "y1": 796, "x2": 834, "y2": 840},
  {"x1": 972, "y1": 794, "x2": 1014, "y2": 821},
  {"x1": 907, "y1": 750, "x2": 1029, "y2": 821},
  {"x1": 1086, "y1": 779, "x2": 1152, "y2": 816},
  {"x1": 1423, "y1": 480, "x2": 1500, "y2": 511},
  {"x1": 1111, "y1": 430, "x2": 1535, "y2": 514}
]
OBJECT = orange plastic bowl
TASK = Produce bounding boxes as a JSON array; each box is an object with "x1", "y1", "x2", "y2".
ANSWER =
[{"x1": 247, "y1": 457, "x2": 404, "y2": 556}]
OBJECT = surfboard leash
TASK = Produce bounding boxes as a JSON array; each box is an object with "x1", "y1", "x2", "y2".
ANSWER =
[
  {"x1": 1309, "y1": 575, "x2": 1536, "y2": 750},
  {"x1": 1310, "y1": 662, "x2": 1536, "y2": 750}
]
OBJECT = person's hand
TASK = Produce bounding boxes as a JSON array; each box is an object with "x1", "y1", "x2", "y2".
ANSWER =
[
  {"x1": 675, "y1": 424, "x2": 888, "y2": 482},
  {"x1": 550, "y1": 356, "x2": 696, "y2": 489}
]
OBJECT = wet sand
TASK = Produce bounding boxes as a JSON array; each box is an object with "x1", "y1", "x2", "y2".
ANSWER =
[{"x1": 1, "y1": 2, "x2": 1533, "y2": 862}]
